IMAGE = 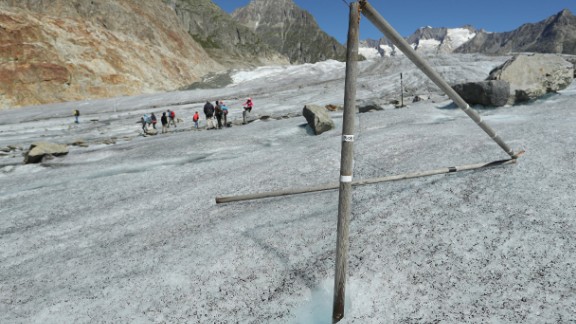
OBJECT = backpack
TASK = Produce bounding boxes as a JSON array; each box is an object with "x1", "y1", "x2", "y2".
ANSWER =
[
  {"x1": 170, "y1": 111, "x2": 175, "y2": 118},
  {"x1": 215, "y1": 105, "x2": 222, "y2": 115},
  {"x1": 206, "y1": 104, "x2": 214, "y2": 115},
  {"x1": 193, "y1": 113, "x2": 199, "y2": 122}
]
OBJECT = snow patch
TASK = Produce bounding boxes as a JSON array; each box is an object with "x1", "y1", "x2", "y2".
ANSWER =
[
  {"x1": 415, "y1": 38, "x2": 441, "y2": 52},
  {"x1": 230, "y1": 60, "x2": 345, "y2": 85},
  {"x1": 445, "y1": 28, "x2": 476, "y2": 49},
  {"x1": 359, "y1": 47, "x2": 381, "y2": 60}
]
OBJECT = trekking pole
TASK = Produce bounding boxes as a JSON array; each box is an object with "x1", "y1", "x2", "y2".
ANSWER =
[{"x1": 359, "y1": 0, "x2": 520, "y2": 159}]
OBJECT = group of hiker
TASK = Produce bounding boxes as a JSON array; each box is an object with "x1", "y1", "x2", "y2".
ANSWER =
[
  {"x1": 73, "y1": 97, "x2": 254, "y2": 134},
  {"x1": 141, "y1": 109, "x2": 177, "y2": 133},
  {"x1": 202, "y1": 98, "x2": 253, "y2": 130},
  {"x1": 139, "y1": 98, "x2": 253, "y2": 133}
]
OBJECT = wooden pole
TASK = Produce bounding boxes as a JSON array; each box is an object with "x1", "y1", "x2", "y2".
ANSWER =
[
  {"x1": 400, "y1": 72, "x2": 404, "y2": 108},
  {"x1": 333, "y1": 2, "x2": 360, "y2": 322},
  {"x1": 214, "y1": 158, "x2": 518, "y2": 204},
  {"x1": 359, "y1": 1, "x2": 519, "y2": 159}
]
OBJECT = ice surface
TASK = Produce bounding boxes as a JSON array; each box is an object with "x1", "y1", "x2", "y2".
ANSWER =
[{"x1": 1, "y1": 54, "x2": 575, "y2": 323}]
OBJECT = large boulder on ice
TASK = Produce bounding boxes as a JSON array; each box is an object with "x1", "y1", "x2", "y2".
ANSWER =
[
  {"x1": 302, "y1": 104, "x2": 335, "y2": 135},
  {"x1": 488, "y1": 53, "x2": 574, "y2": 104},
  {"x1": 452, "y1": 80, "x2": 510, "y2": 107},
  {"x1": 24, "y1": 142, "x2": 69, "y2": 164}
]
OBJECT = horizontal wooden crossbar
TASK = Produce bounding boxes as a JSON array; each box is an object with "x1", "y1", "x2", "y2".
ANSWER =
[{"x1": 215, "y1": 155, "x2": 521, "y2": 204}]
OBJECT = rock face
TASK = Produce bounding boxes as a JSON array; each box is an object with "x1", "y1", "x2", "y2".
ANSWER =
[
  {"x1": 456, "y1": 9, "x2": 576, "y2": 55},
  {"x1": 166, "y1": 0, "x2": 289, "y2": 68},
  {"x1": 232, "y1": 0, "x2": 347, "y2": 64},
  {"x1": 24, "y1": 142, "x2": 68, "y2": 164},
  {"x1": 452, "y1": 80, "x2": 510, "y2": 107},
  {"x1": 0, "y1": 0, "x2": 222, "y2": 109},
  {"x1": 487, "y1": 54, "x2": 574, "y2": 104},
  {"x1": 302, "y1": 104, "x2": 334, "y2": 135}
]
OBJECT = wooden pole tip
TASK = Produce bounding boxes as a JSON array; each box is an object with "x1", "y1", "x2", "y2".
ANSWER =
[{"x1": 512, "y1": 150, "x2": 526, "y2": 159}]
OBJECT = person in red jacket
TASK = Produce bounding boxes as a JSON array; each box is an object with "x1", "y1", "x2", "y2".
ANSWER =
[
  {"x1": 243, "y1": 98, "x2": 253, "y2": 113},
  {"x1": 167, "y1": 109, "x2": 177, "y2": 128},
  {"x1": 242, "y1": 98, "x2": 253, "y2": 124},
  {"x1": 193, "y1": 111, "x2": 200, "y2": 129}
]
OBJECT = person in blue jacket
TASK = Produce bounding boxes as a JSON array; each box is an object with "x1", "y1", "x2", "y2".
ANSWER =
[{"x1": 220, "y1": 101, "x2": 229, "y2": 127}]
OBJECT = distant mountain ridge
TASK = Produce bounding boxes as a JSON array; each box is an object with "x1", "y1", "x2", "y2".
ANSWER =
[
  {"x1": 359, "y1": 25, "x2": 477, "y2": 58},
  {"x1": 360, "y1": 9, "x2": 576, "y2": 57},
  {"x1": 231, "y1": 0, "x2": 347, "y2": 64},
  {"x1": 456, "y1": 9, "x2": 576, "y2": 54}
]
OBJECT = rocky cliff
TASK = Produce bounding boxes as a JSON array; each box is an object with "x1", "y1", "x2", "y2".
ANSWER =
[
  {"x1": 0, "y1": 0, "x2": 222, "y2": 109},
  {"x1": 165, "y1": 0, "x2": 289, "y2": 68},
  {"x1": 231, "y1": 0, "x2": 347, "y2": 64},
  {"x1": 455, "y1": 9, "x2": 576, "y2": 55}
]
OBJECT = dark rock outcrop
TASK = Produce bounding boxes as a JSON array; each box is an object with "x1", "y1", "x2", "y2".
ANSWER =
[
  {"x1": 357, "y1": 100, "x2": 386, "y2": 113},
  {"x1": 452, "y1": 80, "x2": 510, "y2": 107}
]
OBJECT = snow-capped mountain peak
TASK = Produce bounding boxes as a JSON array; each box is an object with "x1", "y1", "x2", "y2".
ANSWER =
[{"x1": 360, "y1": 25, "x2": 478, "y2": 57}]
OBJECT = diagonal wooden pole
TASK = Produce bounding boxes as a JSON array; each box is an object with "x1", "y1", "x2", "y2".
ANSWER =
[
  {"x1": 359, "y1": 0, "x2": 520, "y2": 159},
  {"x1": 333, "y1": 2, "x2": 360, "y2": 323}
]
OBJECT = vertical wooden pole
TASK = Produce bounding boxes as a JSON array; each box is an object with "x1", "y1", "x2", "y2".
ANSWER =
[
  {"x1": 333, "y1": 2, "x2": 360, "y2": 323},
  {"x1": 400, "y1": 72, "x2": 404, "y2": 107},
  {"x1": 360, "y1": 2, "x2": 518, "y2": 158}
]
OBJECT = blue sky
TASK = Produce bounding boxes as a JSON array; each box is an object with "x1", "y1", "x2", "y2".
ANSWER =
[{"x1": 212, "y1": 0, "x2": 576, "y2": 44}]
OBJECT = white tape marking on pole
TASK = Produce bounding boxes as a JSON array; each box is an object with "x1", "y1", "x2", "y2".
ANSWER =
[
  {"x1": 343, "y1": 135, "x2": 354, "y2": 142},
  {"x1": 340, "y1": 175, "x2": 353, "y2": 183}
]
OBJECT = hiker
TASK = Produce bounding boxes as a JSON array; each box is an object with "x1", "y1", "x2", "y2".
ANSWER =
[
  {"x1": 214, "y1": 100, "x2": 223, "y2": 129},
  {"x1": 221, "y1": 102, "x2": 229, "y2": 127},
  {"x1": 151, "y1": 113, "x2": 157, "y2": 129},
  {"x1": 140, "y1": 116, "x2": 147, "y2": 132},
  {"x1": 167, "y1": 109, "x2": 177, "y2": 128},
  {"x1": 161, "y1": 112, "x2": 168, "y2": 133},
  {"x1": 193, "y1": 111, "x2": 200, "y2": 129},
  {"x1": 242, "y1": 98, "x2": 253, "y2": 124},
  {"x1": 203, "y1": 101, "x2": 215, "y2": 130},
  {"x1": 243, "y1": 98, "x2": 253, "y2": 113},
  {"x1": 73, "y1": 109, "x2": 80, "y2": 123},
  {"x1": 143, "y1": 114, "x2": 152, "y2": 129}
]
